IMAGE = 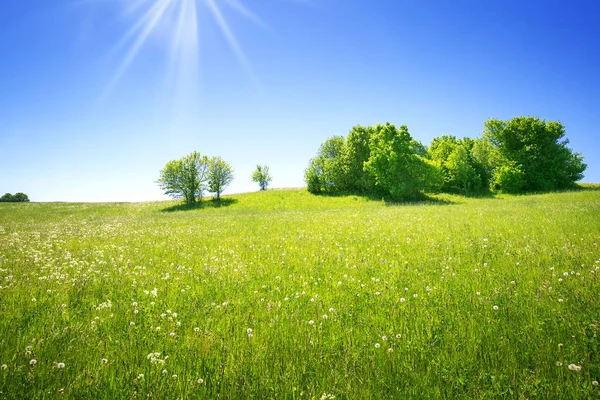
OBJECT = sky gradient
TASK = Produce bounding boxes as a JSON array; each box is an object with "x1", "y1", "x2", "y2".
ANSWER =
[{"x1": 1, "y1": 0, "x2": 599, "y2": 202}]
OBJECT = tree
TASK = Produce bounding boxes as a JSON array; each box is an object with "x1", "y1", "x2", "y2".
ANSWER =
[
  {"x1": 0, "y1": 193, "x2": 29, "y2": 202},
  {"x1": 157, "y1": 151, "x2": 209, "y2": 205},
  {"x1": 446, "y1": 145, "x2": 478, "y2": 196},
  {"x1": 483, "y1": 117, "x2": 586, "y2": 191},
  {"x1": 341, "y1": 125, "x2": 375, "y2": 193},
  {"x1": 364, "y1": 123, "x2": 442, "y2": 200},
  {"x1": 0, "y1": 193, "x2": 14, "y2": 202},
  {"x1": 252, "y1": 165, "x2": 272, "y2": 191},
  {"x1": 305, "y1": 136, "x2": 346, "y2": 193},
  {"x1": 12, "y1": 193, "x2": 30, "y2": 202},
  {"x1": 207, "y1": 156, "x2": 234, "y2": 201}
]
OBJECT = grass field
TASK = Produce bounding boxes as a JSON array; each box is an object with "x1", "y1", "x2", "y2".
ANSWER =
[{"x1": 1, "y1": 188, "x2": 599, "y2": 399}]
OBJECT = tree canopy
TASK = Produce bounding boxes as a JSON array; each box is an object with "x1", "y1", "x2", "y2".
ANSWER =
[
  {"x1": 304, "y1": 117, "x2": 586, "y2": 199},
  {"x1": 252, "y1": 165, "x2": 272, "y2": 191},
  {"x1": 0, "y1": 192, "x2": 30, "y2": 202},
  {"x1": 158, "y1": 153, "x2": 235, "y2": 204}
]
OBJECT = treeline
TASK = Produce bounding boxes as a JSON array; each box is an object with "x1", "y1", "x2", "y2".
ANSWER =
[
  {"x1": 0, "y1": 193, "x2": 30, "y2": 202},
  {"x1": 305, "y1": 116, "x2": 586, "y2": 200}
]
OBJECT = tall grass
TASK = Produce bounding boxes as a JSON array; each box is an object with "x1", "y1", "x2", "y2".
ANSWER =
[{"x1": 0, "y1": 189, "x2": 599, "y2": 399}]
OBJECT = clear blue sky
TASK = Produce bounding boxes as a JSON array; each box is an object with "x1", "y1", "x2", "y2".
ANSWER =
[{"x1": 1, "y1": 0, "x2": 598, "y2": 202}]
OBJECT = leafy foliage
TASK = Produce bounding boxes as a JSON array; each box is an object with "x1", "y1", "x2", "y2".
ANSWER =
[
  {"x1": 252, "y1": 165, "x2": 272, "y2": 191},
  {"x1": 157, "y1": 152, "x2": 209, "y2": 205},
  {"x1": 483, "y1": 117, "x2": 586, "y2": 191},
  {"x1": 207, "y1": 157, "x2": 234, "y2": 200},
  {"x1": 0, "y1": 192, "x2": 30, "y2": 202}
]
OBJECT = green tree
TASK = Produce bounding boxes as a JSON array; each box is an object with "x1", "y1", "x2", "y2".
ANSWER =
[
  {"x1": 157, "y1": 152, "x2": 209, "y2": 205},
  {"x1": 491, "y1": 162, "x2": 525, "y2": 193},
  {"x1": 12, "y1": 192, "x2": 30, "y2": 202},
  {"x1": 252, "y1": 165, "x2": 272, "y2": 191},
  {"x1": 341, "y1": 125, "x2": 375, "y2": 193},
  {"x1": 364, "y1": 123, "x2": 442, "y2": 200},
  {"x1": 0, "y1": 193, "x2": 14, "y2": 202},
  {"x1": 207, "y1": 157, "x2": 234, "y2": 201},
  {"x1": 446, "y1": 145, "x2": 478, "y2": 196},
  {"x1": 484, "y1": 117, "x2": 586, "y2": 191},
  {"x1": 304, "y1": 136, "x2": 346, "y2": 193}
]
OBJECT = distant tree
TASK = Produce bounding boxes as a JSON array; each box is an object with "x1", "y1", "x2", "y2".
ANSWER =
[
  {"x1": 157, "y1": 151, "x2": 209, "y2": 205},
  {"x1": 364, "y1": 123, "x2": 443, "y2": 200},
  {"x1": 446, "y1": 145, "x2": 479, "y2": 196},
  {"x1": 12, "y1": 193, "x2": 30, "y2": 202},
  {"x1": 0, "y1": 193, "x2": 14, "y2": 202},
  {"x1": 429, "y1": 135, "x2": 483, "y2": 195},
  {"x1": 0, "y1": 193, "x2": 29, "y2": 202},
  {"x1": 483, "y1": 117, "x2": 586, "y2": 191},
  {"x1": 491, "y1": 162, "x2": 525, "y2": 194},
  {"x1": 207, "y1": 156, "x2": 234, "y2": 201},
  {"x1": 252, "y1": 165, "x2": 272, "y2": 191}
]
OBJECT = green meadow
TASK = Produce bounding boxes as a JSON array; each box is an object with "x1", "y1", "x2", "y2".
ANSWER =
[{"x1": 1, "y1": 188, "x2": 599, "y2": 399}]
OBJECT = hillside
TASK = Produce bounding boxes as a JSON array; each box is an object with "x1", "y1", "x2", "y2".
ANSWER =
[{"x1": 1, "y1": 188, "x2": 599, "y2": 399}]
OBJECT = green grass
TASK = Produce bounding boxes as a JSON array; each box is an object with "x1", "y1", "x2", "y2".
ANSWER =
[{"x1": 1, "y1": 188, "x2": 599, "y2": 399}]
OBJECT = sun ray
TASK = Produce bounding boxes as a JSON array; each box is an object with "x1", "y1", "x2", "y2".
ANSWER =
[
  {"x1": 101, "y1": 0, "x2": 174, "y2": 102},
  {"x1": 204, "y1": 0, "x2": 255, "y2": 78}
]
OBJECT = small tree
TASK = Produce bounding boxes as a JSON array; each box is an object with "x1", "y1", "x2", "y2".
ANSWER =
[
  {"x1": 157, "y1": 152, "x2": 209, "y2": 205},
  {"x1": 252, "y1": 165, "x2": 272, "y2": 191},
  {"x1": 0, "y1": 193, "x2": 29, "y2": 202},
  {"x1": 0, "y1": 193, "x2": 14, "y2": 202},
  {"x1": 12, "y1": 193, "x2": 30, "y2": 202},
  {"x1": 207, "y1": 156, "x2": 234, "y2": 201}
]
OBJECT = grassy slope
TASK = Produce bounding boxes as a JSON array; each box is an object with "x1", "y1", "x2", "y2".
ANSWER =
[{"x1": 0, "y1": 188, "x2": 599, "y2": 399}]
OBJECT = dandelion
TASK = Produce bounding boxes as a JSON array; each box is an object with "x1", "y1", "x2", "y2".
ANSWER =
[
  {"x1": 169, "y1": 332, "x2": 175, "y2": 337},
  {"x1": 172, "y1": 374, "x2": 178, "y2": 379},
  {"x1": 493, "y1": 305, "x2": 499, "y2": 311},
  {"x1": 162, "y1": 369, "x2": 167, "y2": 374},
  {"x1": 396, "y1": 334, "x2": 402, "y2": 339},
  {"x1": 1, "y1": 364, "x2": 7, "y2": 370},
  {"x1": 413, "y1": 293, "x2": 418, "y2": 298},
  {"x1": 197, "y1": 378, "x2": 204, "y2": 384},
  {"x1": 329, "y1": 308, "x2": 334, "y2": 313},
  {"x1": 129, "y1": 321, "x2": 135, "y2": 327},
  {"x1": 308, "y1": 320, "x2": 315, "y2": 325},
  {"x1": 194, "y1": 327, "x2": 200, "y2": 333},
  {"x1": 57, "y1": 362, "x2": 65, "y2": 369},
  {"x1": 375, "y1": 292, "x2": 380, "y2": 296},
  {"x1": 101, "y1": 358, "x2": 108, "y2": 364},
  {"x1": 247, "y1": 328, "x2": 253, "y2": 334},
  {"x1": 132, "y1": 302, "x2": 137, "y2": 307},
  {"x1": 568, "y1": 364, "x2": 581, "y2": 371},
  {"x1": 400, "y1": 298, "x2": 406, "y2": 303},
  {"x1": 323, "y1": 315, "x2": 328, "y2": 320},
  {"x1": 138, "y1": 373, "x2": 144, "y2": 380},
  {"x1": 30, "y1": 359, "x2": 37, "y2": 366},
  {"x1": 592, "y1": 380, "x2": 598, "y2": 386},
  {"x1": 556, "y1": 361, "x2": 563, "y2": 366},
  {"x1": 375, "y1": 343, "x2": 380, "y2": 348},
  {"x1": 558, "y1": 299, "x2": 564, "y2": 302},
  {"x1": 387, "y1": 348, "x2": 393, "y2": 353},
  {"x1": 32, "y1": 298, "x2": 36, "y2": 302}
]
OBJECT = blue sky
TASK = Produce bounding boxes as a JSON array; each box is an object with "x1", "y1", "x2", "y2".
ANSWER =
[{"x1": 1, "y1": 0, "x2": 598, "y2": 202}]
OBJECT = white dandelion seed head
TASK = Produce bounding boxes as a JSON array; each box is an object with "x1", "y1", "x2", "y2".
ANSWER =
[
  {"x1": 1, "y1": 364, "x2": 7, "y2": 370},
  {"x1": 132, "y1": 302, "x2": 137, "y2": 307},
  {"x1": 556, "y1": 361, "x2": 563, "y2": 366},
  {"x1": 30, "y1": 359, "x2": 37, "y2": 366},
  {"x1": 396, "y1": 334, "x2": 402, "y2": 339},
  {"x1": 493, "y1": 305, "x2": 499, "y2": 311},
  {"x1": 197, "y1": 378, "x2": 204, "y2": 384},
  {"x1": 329, "y1": 308, "x2": 334, "y2": 313},
  {"x1": 172, "y1": 374, "x2": 178, "y2": 379},
  {"x1": 400, "y1": 298, "x2": 406, "y2": 302},
  {"x1": 57, "y1": 362, "x2": 65, "y2": 369},
  {"x1": 568, "y1": 363, "x2": 581, "y2": 371},
  {"x1": 31, "y1": 298, "x2": 36, "y2": 302},
  {"x1": 247, "y1": 328, "x2": 253, "y2": 334},
  {"x1": 323, "y1": 315, "x2": 328, "y2": 320},
  {"x1": 194, "y1": 327, "x2": 200, "y2": 332},
  {"x1": 129, "y1": 321, "x2": 135, "y2": 326},
  {"x1": 308, "y1": 320, "x2": 315, "y2": 325},
  {"x1": 387, "y1": 348, "x2": 393, "y2": 353},
  {"x1": 591, "y1": 380, "x2": 598, "y2": 386},
  {"x1": 162, "y1": 369, "x2": 167, "y2": 374},
  {"x1": 382, "y1": 335, "x2": 387, "y2": 341},
  {"x1": 101, "y1": 358, "x2": 108, "y2": 364},
  {"x1": 374, "y1": 343, "x2": 380, "y2": 348}
]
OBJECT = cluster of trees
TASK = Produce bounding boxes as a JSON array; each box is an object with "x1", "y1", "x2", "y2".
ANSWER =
[
  {"x1": 0, "y1": 192, "x2": 30, "y2": 202},
  {"x1": 305, "y1": 117, "x2": 586, "y2": 200},
  {"x1": 157, "y1": 152, "x2": 234, "y2": 204}
]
